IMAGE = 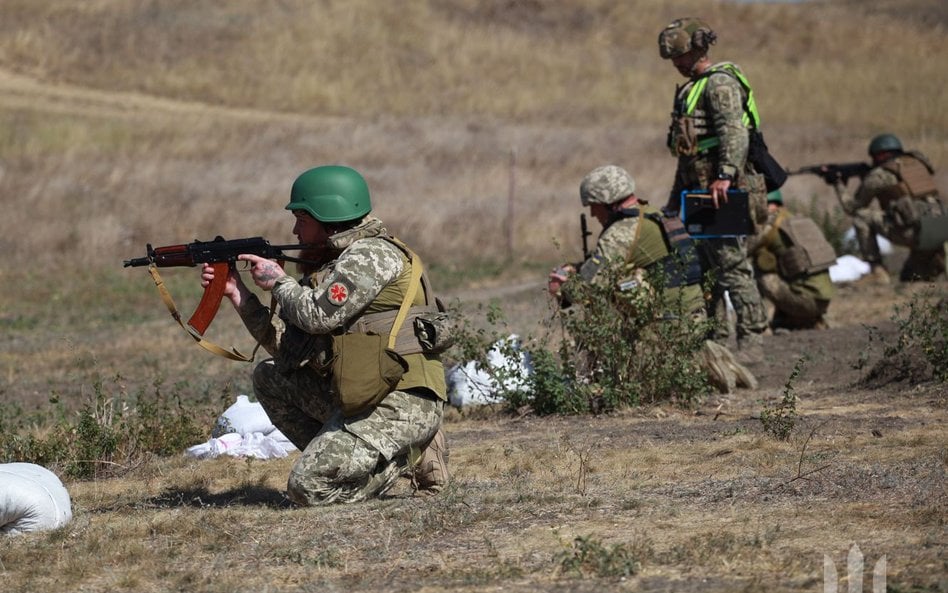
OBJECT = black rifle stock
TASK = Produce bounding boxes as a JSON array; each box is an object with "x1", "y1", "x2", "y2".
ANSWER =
[{"x1": 787, "y1": 162, "x2": 871, "y2": 185}]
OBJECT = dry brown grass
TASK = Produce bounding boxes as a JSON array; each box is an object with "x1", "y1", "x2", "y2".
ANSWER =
[{"x1": 0, "y1": 1, "x2": 946, "y2": 591}]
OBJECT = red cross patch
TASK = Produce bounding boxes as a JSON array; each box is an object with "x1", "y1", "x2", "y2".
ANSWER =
[{"x1": 327, "y1": 282, "x2": 349, "y2": 305}]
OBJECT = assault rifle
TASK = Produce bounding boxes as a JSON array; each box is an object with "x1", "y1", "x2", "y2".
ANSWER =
[
  {"x1": 787, "y1": 162, "x2": 871, "y2": 185},
  {"x1": 124, "y1": 236, "x2": 321, "y2": 360},
  {"x1": 123, "y1": 236, "x2": 318, "y2": 270}
]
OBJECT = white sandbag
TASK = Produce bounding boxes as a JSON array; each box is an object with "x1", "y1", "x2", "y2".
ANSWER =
[
  {"x1": 829, "y1": 254, "x2": 871, "y2": 283},
  {"x1": 0, "y1": 463, "x2": 72, "y2": 535},
  {"x1": 211, "y1": 394, "x2": 276, "y2": 438},
  {"x1": 185, "y1": 432, "x2": 295, "y2": 460},
  {"x1": 188, "y1": 395, "x2": 297, "y2": 460},
  {"x1": 447, "y1": 334, "x2": 532, "y2": 407}
]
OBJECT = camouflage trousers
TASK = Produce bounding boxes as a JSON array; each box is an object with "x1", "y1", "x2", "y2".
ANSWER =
[
  {"x1": 756, "y1": 273, "x2": 830, "y2": 330},
  {"x1": 853, "y1": 203, "x2": 947, "y2": 281},
  {"x1": 698, "y1": 237, "x2": 768, "y2": 343},
  {"x1": 252, "y1": 359, "x2": 443, "y2": 506}
]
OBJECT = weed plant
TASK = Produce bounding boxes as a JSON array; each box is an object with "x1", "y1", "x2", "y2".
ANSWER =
[
  {"x1": 556, "y1": 535, "x2": 646, "y2": 578},
  {"x1": 803, "y1": 194, "x2": 853, "y2": 256},
  {"x1": 884, "y1": 288, "x2": 948, "y2": 382},
  {"x1": 760, "y1": 357, "x2": 805, "y2": 440},
  {"x1": 0, "y1": 376, "x2": 216, "y2": 479}
]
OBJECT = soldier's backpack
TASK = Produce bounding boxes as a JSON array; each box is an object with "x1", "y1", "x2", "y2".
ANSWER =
[{"x1": 776, "y1": 216, "x2": 837, "y2": 278}]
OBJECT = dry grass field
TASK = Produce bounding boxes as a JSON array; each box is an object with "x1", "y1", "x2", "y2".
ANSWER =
[{"x1": 0, "y1": 0, "x2": 946, "y2": 591}]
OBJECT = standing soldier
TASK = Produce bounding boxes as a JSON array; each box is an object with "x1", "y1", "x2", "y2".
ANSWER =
[
  {"x1": 831, "y1": 133, "x2": 946, "y2": 283},
  {"x1": 747, "y1": 190, "x2": 836, "y2": 331},
  {"x1": 658, "y1": 17, "x2": 769, "y2": 364}
]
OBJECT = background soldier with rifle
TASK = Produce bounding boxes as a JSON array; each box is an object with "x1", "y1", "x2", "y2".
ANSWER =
[
  {"x1": 792, "y1": 134, "x2": 947, "y2": 283},
  {"x1": 547, "y1": 165, "x2": 756, "y2": 394}
]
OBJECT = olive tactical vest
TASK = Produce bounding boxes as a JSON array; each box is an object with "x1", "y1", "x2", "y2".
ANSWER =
[
  {"x1": 348, "y1": 238, "x2": 447, "y2": 400},
  {"x1": 877, "y1": 153, "x2": 940, "y2": 209}
]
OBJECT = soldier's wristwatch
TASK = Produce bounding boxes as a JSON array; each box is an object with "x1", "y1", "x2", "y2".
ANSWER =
[{"x1": 716, "y1": 172, "x2": 734, "y2": 181}]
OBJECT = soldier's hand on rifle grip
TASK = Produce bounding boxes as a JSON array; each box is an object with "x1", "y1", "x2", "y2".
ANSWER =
[{"x1": 201, "y1": 262, "x2": 245, "y2": 307}]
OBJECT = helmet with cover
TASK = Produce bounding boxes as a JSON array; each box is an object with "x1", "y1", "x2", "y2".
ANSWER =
[
  {"x1": 658, "y1": 17, "x2": 716, "y2": 59},
  {"x1": 867, "y1": 134, "x2": 903, "y2": 157},
  {"x1": 286, "y1": 165, "x2": 372, "y2": 223},
  {"x1": 580, "y1": 165, "x2": 636, "y2": 206}
]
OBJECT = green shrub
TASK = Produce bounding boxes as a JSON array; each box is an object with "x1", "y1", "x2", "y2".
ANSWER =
[
  {"x1": 803, "y1": 194, "x2": 853, "y2": 256},
  {"x1": 0, "y1": 376, "x2": 214, "y2": 479},
  {"x1": 556, "y1": 535, "x2": 645, "y2": 579},
  {"x1": 448, "y1": 264, "x2": 714, "y2": 415},
  {"x1": 889, "y1": 289, "x2": 948, "y2": 382}
]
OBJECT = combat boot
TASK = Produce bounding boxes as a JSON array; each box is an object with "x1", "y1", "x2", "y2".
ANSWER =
[
  {"x1": 413, "y1": 427, "x2": 450, "y2": 494},
  {"x1": 735, "y1": 332, "x2": 765, "y2": 366}
]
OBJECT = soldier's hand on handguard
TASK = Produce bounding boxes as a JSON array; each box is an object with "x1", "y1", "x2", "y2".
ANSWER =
[
  {"x1": 547, "y1": 264, "x2": 575, "y2": 297},
  {"x1": 818, "y1": 165, "x2": 842, "y2": 186}
]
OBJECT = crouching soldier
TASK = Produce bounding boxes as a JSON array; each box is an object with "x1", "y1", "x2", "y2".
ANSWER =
[
  {"x1": 548, "y1": 164, "x2": 756, "y2": 394},
  {"x1": 202, "y1": 165, "x2": 450, "y2": 505},
  {"x1": 747, "y1": 190, "x2": 836, "y2": 331}
]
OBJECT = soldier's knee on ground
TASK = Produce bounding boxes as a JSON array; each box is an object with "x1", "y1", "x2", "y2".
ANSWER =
[{"x1": 287, "y1": 430, "x2": 390, "y2": 506}]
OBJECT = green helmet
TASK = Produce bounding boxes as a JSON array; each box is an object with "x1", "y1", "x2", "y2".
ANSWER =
[
  {"x1": 767, "y1": 190, "x2": 783, "y2": 204},
  {"x1": 580, "y1": 165, "x2": 636, "y2": 206},
  {"x1": 658, "y1": 17, "x2": 716, "y2": 59},
  {"x1": 286, "y1": 165, "x2": 372, "y2": 223},
  {"x1": 867, "y1": 134, "x2": 903, "y2": 156}
]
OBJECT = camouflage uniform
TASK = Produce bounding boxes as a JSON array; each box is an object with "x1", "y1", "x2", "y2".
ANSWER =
[
  {"x1": 665, "y1": 61, "x2": 769, "y2": 347},
  {"x1": 747, "y1": 208, "x2": 835, "y2": 330},
  {"x1": 237, "y1": 216, "x2": 446, "y2": 505},
  {"x1": 834, "y1": 153, "x2": 946, "y2": 281},
  {"x1": 575, "y1": 205, "x2": 705, "y2": 317}
]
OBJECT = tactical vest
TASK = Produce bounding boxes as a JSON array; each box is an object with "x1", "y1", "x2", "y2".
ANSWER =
[
  {"x1": 613, "y1": 206, "x2": 703, "y2": 288},
  {"x1": 346, "y1": 237, "x2": 447, "y2": 400},
  {"x1": 272, "y1": 235, "x2": 445, "y2": 402},
  {"x1": 668, "y1": 62, "x2": 760, "y2": 157},
  {"x1": 876, "y1": 153, "x2": 940, "y2": 210},
  {"x1": 756, "y1": 209, "x2": 836, "y2": 278}
]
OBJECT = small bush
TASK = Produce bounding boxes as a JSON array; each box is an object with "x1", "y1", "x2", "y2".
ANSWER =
[
  {"x1": 803, "y1": 194, "x2": 852, "y2": 256},
  {"x1": 760, "y1": 357, "x2": 805, "y2": 440},
  {"x1": 888, "y1": 290, "x2": 948, "y2": 383},
  {"x1": 556, "y1": 535, "x2": 645, "y2": 579},
  {"x1": 0, "y1": 376, "x2": 214, "y2": 479},
  {"x1": 856, "y1": 288, "x2": 948, "y2": 386},
  {"x1": 449, "y1": 263, "x2": 714, "y2": 415}
]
